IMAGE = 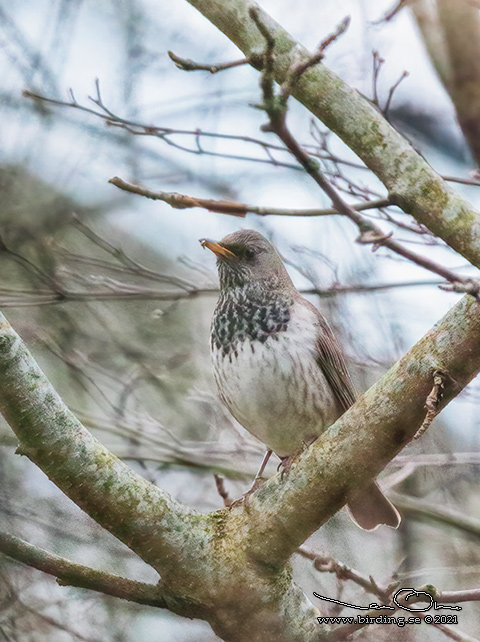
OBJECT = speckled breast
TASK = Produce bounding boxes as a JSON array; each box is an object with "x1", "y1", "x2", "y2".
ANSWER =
[{"x1": 210, "y1": 289, "x2": 339, "y2": 457}]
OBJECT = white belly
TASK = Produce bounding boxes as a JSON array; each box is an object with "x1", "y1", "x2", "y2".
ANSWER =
[{"x1": 212, "y1": 303, "x2": 339, "y2": 457}]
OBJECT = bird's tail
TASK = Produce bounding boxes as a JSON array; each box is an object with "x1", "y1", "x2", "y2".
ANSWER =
[{"x1": 347, "y1": 481, "x2": 401, "y2": 530}]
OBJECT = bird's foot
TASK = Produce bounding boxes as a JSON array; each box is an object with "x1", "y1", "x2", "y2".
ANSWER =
[
  {"x1": 278, "y1": 438, "x2": 316, "y2": 479},
  {"x1": 227, "y1": 449, "x2": 272, "y2": 509},
  {"x1": 278, "y1": 454, "x2": 298, "y2": 479},
  {"x1": 228, "y1": 476, "x2": 267, "y2": 510}
]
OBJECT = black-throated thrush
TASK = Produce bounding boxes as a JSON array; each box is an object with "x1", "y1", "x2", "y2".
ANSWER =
[{"x1": 201, "y1": 229, "x2": 400, "y2": 530}]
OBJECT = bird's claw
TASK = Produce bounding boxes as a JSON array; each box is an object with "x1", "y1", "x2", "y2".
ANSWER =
[
  {"x1": 228, "y1": 477, "x2": 266, "y2": 510},
  {"x1": 278, "y1": 438, "x2": 315, "y2": 479},
  {"x1": 278, "y1": 455, "x2": 296, "y2": 480}
]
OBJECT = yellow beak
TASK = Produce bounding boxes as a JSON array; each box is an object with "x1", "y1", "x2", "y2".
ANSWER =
[{"x1": 199, "y1": 238, "x2": 236, "y2": 259}]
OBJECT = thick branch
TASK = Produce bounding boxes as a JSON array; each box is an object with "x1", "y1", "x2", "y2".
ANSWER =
[
  {"x1": 186, "y1": 0, "x2": 480, "y2": 268},
  {"x1": 224, "y1": 295, "x2": 480, "y2": 565},
  {"x1": 0, "y1": 313, "x2": 322, "y2": 641},
  {"x1": 0, "y1": 312, "x2": 205, "y2": 580},
  {"x1": 0, "y1": 531, "x2": 170, "y2": 608}
]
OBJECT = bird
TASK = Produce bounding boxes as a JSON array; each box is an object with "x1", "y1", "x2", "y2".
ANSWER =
[{"x1": 200, "y1": 229, "x2": 400, "y2": 530}]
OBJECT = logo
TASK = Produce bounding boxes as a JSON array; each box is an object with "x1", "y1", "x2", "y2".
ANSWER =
[{"x1": 313, "y1": 587, "x2": 462, "y2": 613}]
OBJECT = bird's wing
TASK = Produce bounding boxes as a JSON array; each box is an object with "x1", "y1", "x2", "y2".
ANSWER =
[{"x1": 302, "y1": 299, "x2": 357, "y2": 411}]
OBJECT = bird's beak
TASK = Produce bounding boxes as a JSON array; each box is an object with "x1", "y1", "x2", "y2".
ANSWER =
[{"x1": 199, "y1": 238, "x2": 236, "y2": 259}]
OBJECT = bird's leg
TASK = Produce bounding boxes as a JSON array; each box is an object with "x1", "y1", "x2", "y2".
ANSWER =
[
  {"x1": 278, "y1": 455, "x2": 294, "y2": 479},
  {"x1": 250, "y1": 449, "x2": 273, "y2": 492},
  {"x1": 228, "y1": 450, "x2": 273, "y2": 510}
]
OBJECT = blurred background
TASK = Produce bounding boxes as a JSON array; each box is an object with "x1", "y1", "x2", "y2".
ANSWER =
[{"x1": 1, "y1": 0, "x2": 480, "y2": 639}]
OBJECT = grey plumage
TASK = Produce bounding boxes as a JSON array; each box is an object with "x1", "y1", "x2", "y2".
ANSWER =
[{"x1": 201, "y1": 229, "x2": 400, "y2": 530}]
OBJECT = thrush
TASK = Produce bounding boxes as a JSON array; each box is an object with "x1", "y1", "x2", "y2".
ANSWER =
[{"x1": 200, "y1": 229, "x2": 400, "y2": 530}]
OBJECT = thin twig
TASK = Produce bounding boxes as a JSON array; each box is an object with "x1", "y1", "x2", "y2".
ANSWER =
[
  {"x1": 384, "y1": 70, "x2": 409, "y2": 116},
  {"x1": 168, "y1": 50, "x2": 250, "y2": 74},
  {"x1": 71, "y1": 214, "x2": 195, "y2": 290},
  {"x1": 373, "y1": 0, "x2": 411, "y2": 25},
  {"x1": 372, "y1": 50, "x2": 384, "y2": 107},
  {"x1": 22, "y1": 88, "x2": 300, "y2": 171},
  {"x1": 21, "y1": 88, "x2": 480, "y2": 189},
  {"x1": 297, "y1": 548, "x2": 395, "y2": 600},
  {"x1": 214, "y1": 474, "x2": 233, "y2": 507},
  {"x1": 109, "y1": 177, "x2": 247, "y2": 216},
  {"x1": 109, "y1": 176, "x2": 390, "y2": 217},
  {"x1": 282, "y1": 17, "x2": 350, "y2": 96},
  {"x1": 443, "y1": 174, "x2": 480, "y2": 187},
  {"x1": 275, "y1": 124, "x2": 477, "y2": 291}
]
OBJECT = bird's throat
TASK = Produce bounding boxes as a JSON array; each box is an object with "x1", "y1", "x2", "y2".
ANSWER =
[{"x1": 211, "y1": 287, "x2": 293, "y2": 356}]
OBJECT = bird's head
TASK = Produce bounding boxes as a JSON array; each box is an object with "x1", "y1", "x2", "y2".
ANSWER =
[{"x1": 200, "y1": 229, "x2": 293, "y2": 292}]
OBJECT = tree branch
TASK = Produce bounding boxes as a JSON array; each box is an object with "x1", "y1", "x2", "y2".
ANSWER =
[
  {"x1": 168, "y1": 49, "x2": 250, "y2": 73},
  {"x1": 23, "y1": 88, "x2": 480, "y2": 186},
  {"x1": 109, "y1": 176, "x2": 248, "y2": 216},
  {"x1": 109, "y1": 175, "x2": 390, "y2": 217},
  {"x1": 245, "y1": 10, "x2": 479, "y2": 294},
  {"x1": 186, "y1": 0, "x2": 480, "y2": 269},
  {"x1": 0, "y1": 530, "x2": 171, "y2": 608},
  {"x1": 0, "y1": 312, "x2": 322, "y2": 641},
  {"x1": 297, "y1": 547, "x2": 394, "y2": 600},
  {"x1": 0, "y1": 312, "x2": 205, "y2": 582}
]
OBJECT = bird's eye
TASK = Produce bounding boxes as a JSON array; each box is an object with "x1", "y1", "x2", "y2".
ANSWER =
[{"x1": 244, "y1": 248, "x2": 255, "y2": 260}]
